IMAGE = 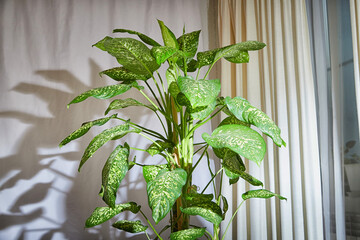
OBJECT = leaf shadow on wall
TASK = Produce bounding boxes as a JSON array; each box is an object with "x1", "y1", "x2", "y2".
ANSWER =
[{"x1": 0, "y1": 60, "x2": 158, "y2": 240}]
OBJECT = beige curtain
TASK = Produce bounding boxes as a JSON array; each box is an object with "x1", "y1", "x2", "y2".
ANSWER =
[
  {"x1": 350, "y1": 0, "x2": 360, "y2": 139},
  {"x1": 218, "y1": 1, "x2": 323, "y2": 239}
]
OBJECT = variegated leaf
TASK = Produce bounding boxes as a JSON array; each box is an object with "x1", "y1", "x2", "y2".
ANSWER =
[
  {"x1": 97, "y1": 37, "x2": 160, "y2": 75},
  {"x1": 177, "y1": 30, "x2": 201, "y2": 59},
  {"x1": 67, "y1": 82, "x2": 140, "y2": 107},
  {"x1": 100, "y1": 67, "x2": 150, "y2": 81},
  {"x1": 170, "y1": 228, "x2": 206, "y2": 240},
  {"x1": 151, "y1": 46, "x2": 180, "y2": 65},
  {"x1": 158, "y1": 20, "x2": 179, "y2": 49},
  {"x1": 112, "y1": 220, "x2": 148, "y2": 233},
  {"x1": 242, "y1": 189, "x2": 287, "y2": 201},
  {"x1": 59, "y1": 114, "x2": 117, "y2": 147},
  {"x1": 105, "y1": 98, "x2": 156, "y2": 115},
  {"x1": 78, "y1": 124, "x2": 141, "y2": 171},
  {"x1": 177, "y1": 76, "x2": 221, "y2": 108},
  {"x1": 202, "y1": 124, "x2": 266, "y2": 166},
  {"x1": 191, "y1": 100, "x2": 216, "y2": 120},
  {"x1": 180, "y1": 201, "x2": 223, "y2": 225},
  {"x1": 143, "y1": 164, "x2": 170, "y2": 183},
  {"x1": 146, "y1": 140, "x2": 173, "y2": 156},
  {"x1": 102, "y1": 144, "x2": 130, "y2": 208},
  {"x1": 197, "y1": 41, "x2": 265, "y2": 68},
  {"x1": 225, "y1": 96, "x2": 286, "y2": 147},
  {"x1": 113, "y1": 28, "x2": 161, "y2": 46},
  {"x1": 85, "y1": 202, "x2": 140, "y2": 228},
  {"x1": 147, "y1": 168, "x2": 187, "y2": 224}
]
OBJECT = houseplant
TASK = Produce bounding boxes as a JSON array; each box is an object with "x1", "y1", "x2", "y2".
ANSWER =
[{"x1": 60, "y1": 20, "x2": 286, "y2": 240}]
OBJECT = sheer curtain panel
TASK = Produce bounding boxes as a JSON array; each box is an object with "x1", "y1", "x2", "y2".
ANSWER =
[
  {"x1": 218, "y1": 1, "x2": 323, "y2": 239},
  {"x1": 0, "y1": 1, "x2": 211, "y2": 239}
]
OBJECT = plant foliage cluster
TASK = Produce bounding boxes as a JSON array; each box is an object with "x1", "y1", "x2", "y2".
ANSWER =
[{"x1": 60, "y1": 20, "x2": 286, "y2": 240}]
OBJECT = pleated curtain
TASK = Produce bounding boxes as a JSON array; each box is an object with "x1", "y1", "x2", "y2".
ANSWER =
[{"x1": 218, "y1": 1, "x2": 324, "y2": 239}]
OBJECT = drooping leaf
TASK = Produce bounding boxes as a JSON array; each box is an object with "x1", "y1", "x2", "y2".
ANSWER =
[
  {"x1": 225, "y1": 167, "x2": 263, "y2": 186},
  {"x1": 242, "y1": 189, "x2": 287, "y2": 201},
  {"x1": 59, "y1": 114, "x2": 117, "y2": 147},
  {"x1": 67, "y1": 82, "x2": 139, "y2": 107},
  {"x1": 225, "y1": 96, "x2": 286, "y2": 147},
  {"x1": 102, "y1": 144, "x2": 130, "y2": 208},
  {"x1": 221, "y1": 195, "x2": 228, "y2": 219},
  {"x1": 166, "y1": 66, "x2": 177, "y2": 85},
  {"x1": 202, "y1": 124, "x2": 266, "y2": 166},
  {"x1": 158, "y1": 20, "x2": 179, "y2": 49},
  {"x1": 170, "y1": 228, "x2": 206, "y2": 240},
  {"x1": 78, "y1": 124, "x2": 141, "y2": 171},
  {"x1": 177, "y1": 76, "x2": 221, "y2": 108},
  {"x1": 191, "y1": 100, "x2": 216, "y2": 120},
  {"x1": 177, "y1": 30, "x2": 201, "y2": 59},
  {"x1": 184, "y1": 192, "x2": 214, "y2": 203},
  {"x1": 105, "y1": 98, "x2": 156, "y2": 115},
  {"x1": 85, "y1": 202, "x2": 141, "y2": 228},
  {"x1": 112, "y1": 220, "x2": 148, "y2": 233},
  {"x1": 222, "y1": 152, "x2": 246, "y2": 174},
  {"x1": 180, "y1": 201, "x2": 223, "y2": 225},
  {"x1": 146, "y1": 140, "x2": 173, "y2": 156},
  {"x1": 197, "y1": 41, "x2": 266, "y2": 68},
  {"x1": 147, "y1": 168, "x2": 187, "y2": 224},
  {"x1": 143, "y1": 164, "x2": 170, "y2": 183},
  {"x1": 113, "y1": 28, "x2": 161, "y2": 46},
  {"x1": 100, "y1": 67, "x2": 150, "y2": 81},
  {"x1": 100, "y1": 37, "x2": 160, "y2": 75}
]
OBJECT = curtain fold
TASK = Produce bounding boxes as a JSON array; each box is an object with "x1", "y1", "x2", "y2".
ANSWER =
[
  {"x1": 350, "y1": 0, "x2": 360, "y2": 140},
  {"x1": 218, "y1": 1, "x2": 323, "y2": 239}
]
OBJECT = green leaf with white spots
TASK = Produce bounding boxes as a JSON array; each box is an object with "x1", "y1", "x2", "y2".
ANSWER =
[
  {"x1": 151, "y1": 46, "x2": 182, "y2": 65},
  {"x1": 177, "y1": 30, "x2": 201, "y2": 59},
  {"x1": 225, "y1": 96, "x2": 286, "y2": 147},
  {"x1": 101, "y1": 37, "x2": 160, "y2": 75},
  {"x1": 170, "y1": 228, "x2": 206, "y2": 240},
  {"x1": 143, "y1": 164, "x2": 170, "y2": 183},
  {"x1": 147, "y1": 168, "x2": 187, "y2": 224},
  {"x1": 177, "y1": 76, "x2": 221, "y2": 108},
  {"x1": 92, "y1": 36, "x2": 113, "y2": 51},
  {"x1": 105, "y1": 98, "x2": 156, "y2": 115},
  {"x1": 178, "y1": 58, "x2": 198, "y2": 72},
  {"x1": 166, "y1": 66, "x2": 177, "y2": 85},
  {"x1": 158, "y1": 20, "x2": 179, "y2": 49},
  {"x1": 85, "y1": 202, "x2": 141, "y2": 228},
  {"x1": 146, "y1": 140, "x2": 173, "y2": 156},
  {"x1": 78, "y1": 124, "x2": 141, "y2": 171},
  {"x1": 180, "y1": 201, "x2": 223, "y2": 226},
  {"x1": 59, "y1": 114, "x2": 117, "y2": 147},
  {"x1": 196, "y1": 41, "x2": 266, "y2": 68},
  {"x1": 184, "y1": 192, "x2": 214, "y2": 203},
  {"x1": 191, "y1": 100, "x2": 216, "y2": 120},
  {"x1": 202, "y1": 124, "x2": 266, "y2": 166},
  {"x1": 112, "y1": 220, "x2": 148, "y2": 233},
  {"x1": 102, "y1": 144, "x2": 130, "y2": 208},
  {"x1": 222, "y1": 152, "x2": 246, "y2": 174},
  {"x1": 67, "y1": 82, "x2": 139, "y2": 107},
  {"x1": 113, "y1": 28, "x2": 161, "y2": 46},
  {"x1": 242, "y1": 189, "x2": 287, "y2": 201},
  {"x1": 218, "y1": 115, "x2": 250, "y2": 128},
  {"x1": 100, "y1": 67, "x2": 151, "y2": 81}
]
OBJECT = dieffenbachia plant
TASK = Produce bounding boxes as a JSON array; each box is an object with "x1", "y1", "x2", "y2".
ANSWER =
[{"x1": 60, "y1": 20, "x2": 287, "y2": 240}]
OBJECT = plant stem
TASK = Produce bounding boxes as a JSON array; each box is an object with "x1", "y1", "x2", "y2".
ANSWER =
[
  {"x1": 201, "y1": 168, "x2": 223, "y2": 194},
  {"x1": 221, "y1": 200, "x2": 246, "y2": 240},
  {"x1": 140, "y1": 210, "x2": 163, "y2": 240}
]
